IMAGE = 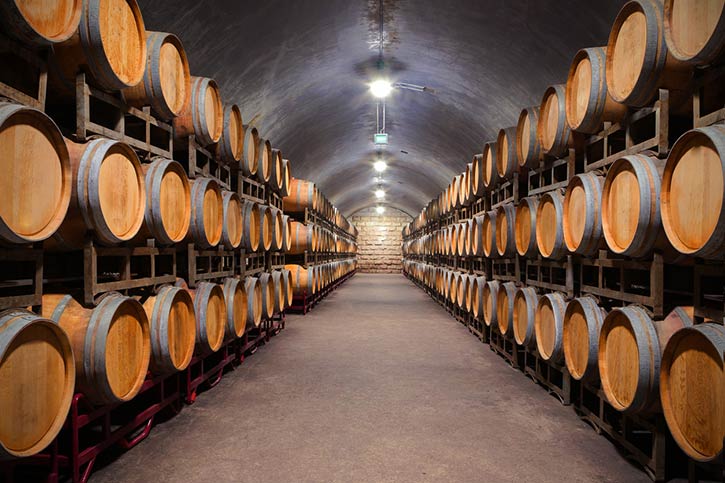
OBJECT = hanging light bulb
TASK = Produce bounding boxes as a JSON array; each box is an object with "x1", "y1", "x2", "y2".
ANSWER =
[
  {"x1": 375, "y1": 189, "x2": 385, "y2": 199},
  {"x1": 376, "y1": 206, "x2": 386, "y2": 214},
  {"x1": 370, "y1": 79, "x2": 393, "y2": 98},
  {"x1": 374, "y1": 160, "x2": 387, "y2": 172}
]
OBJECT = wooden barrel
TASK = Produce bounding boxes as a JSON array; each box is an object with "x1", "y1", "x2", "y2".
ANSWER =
[
  {"x1": 43, "y1": 293, "x2": 150, "y2": 406},
  {"x1": 283, "y1": 178, "x2": 317, "y2": 212},
  {"x1": 563, "y1": 172, "x2": 605, "y2": 256},
  {"x1": 53, "y1": 0, "x2": 146, "y2": 91},
  {"x1": 222, "y1": 277, "x2": 247, "y2": 339},
  {"x1": 470, "y1": 154, "x2": 485, "y2": 199},
  {"x1": 122, "y1": 31, "x2": 190, "y2": 121},
  {"x1": 239, "y1": 200, "x2": 260, "y2": 252},
  {"x1": 135, "y1": 157, "x2": 190, "y2": 245},
  {"x1": 452, "y1": 175, "x2": 463, "y2": 209},
  {"x1": 465, "y1": 218, "x2": 475, "y2": 256},
  {"x1": 482, "y1": 210, "x2": 497, "y2": 258},
  {"x1": 606, "y1": 0, "x2": 691, "y2": 107},
  {"x1": 0, "y1": 0, "x2": 81, "y2": 45},
  {"x1": 664, "y1": 0, "x2": 725, "y2": 65},
  {"x1": 471, "y1": 276, "x2": 486, "y2": 319},
  {"x1": 271, "y1": 271, "x2": 286, "y2": 313},
  {"x1": 482, "y1": 280, "x2": 501, "y2": 328},
  {"x1": 516, "y1": 106, "x2": 542, "y2": 169},
  {"x1": 281, "y1": 159, "x2": 292, "y2": 197},
  {"x1": 215, "y1": 104, "x2": 244, "y2": 165},
  {"x1": 281, "y1": 215, "x2": 292, "y2": 252},
  {"x1": 53, "y1": 138, "x2": 145, "y2": 248},
  {"x1": 286, "y1": 264, "x2": 315, "y2": 295},
  {"x1": 461, "y1": 168, "x2": 472, "y2": 206},
  {"x1": 563, "y1": 296, "x2": 606, "y2": 381},
  {"x1": 187, "y1": 177, "x2": 222, "y2": 249},
  {"x1": 496, "y1": 282, "x2": 517, "y2": 336},
  {"x1": 662, "y1": 125, "x2": 725, "y2": 258},
  {"x1": 449, "y1": 223, "x2": 459, "y2": 257},
  {"x1": 565, "y1": 47, "x2": 627, "y2": 134},
  {"x1": 449, "y1": 272, "x2": 459, "y2": 304},
  {"x1": 515, "y1": 196, "x2": 538, "y2": 257},
  {"x1": 270, "y1": 149, "x2": 284, "y2": 192},
  {"x1": 220, "y1": 191, "x2": 242, "y2": 250},
  {"x1": 256, "y1": 139, "x2": 272, "y2": 184},
  {"x1": 535, "y1": 292, "x2": 567, "y2": 362},
  {"x1": 513, "y1": 286, "x2": 538, "y2": 346},
  {"x1": 602, "y1": 153, "x2": 665, "y2": 257},
  {"x1": 457, "y1": 222, "x2": 468, "y2": 257},
  {"x1": 281, "y1": 268, "x2": 293, "y2": 309},
  {"x1": 173, "y1": 77, "x2": 223, "y2": 146},
  {"x1": 538, "y1": 85, "x2": 572, "y2": 157},
  {"x1": 0, "y1": 102, "x2": 71, "y2": 244},
  {"x1": 495, "y1": 203, "x2": 516, "y2": 257},
  {"x1": 482, "y1": 141, "x2": 498, "y2": 189},
  {"x1": 141, "y1": 285, "x2": 195, "y2": 375},
  {"x1": 270, "y1": 207, "x2": 284, "y2": 251},
  {"x1": 470, "y1": 215, "x2": 483, "y2": 256},
  {"x1": 185, "y1": 281, "x2": 226, "y2": 354},
  {"x1": 244, "y1": 276, "x2": 263, "y2": 328},
  {"x1": 661, "y1": 321, "x2": 725, "y2": 462},
  {"x1": 456, "y1": 273, "x2": 469, "y2": 308},
  {"x1": 255, "y1": 205, "x2": 271, "y2": 251},
  {"x1": 241, "y1": 126, "x2": 259, "y2": 176},
  {"x1": 258, "y1": 273, "x2": 275, "y2": 319},
  {"x1": 496, "y1": 126, "x2": 518, "y2": 181},
  {"x1": 0, "y1": 309, "x2": 74, "y2": 459},
  {"x1": 535, "y1": 190, "x2": 566, "y2": 259}
]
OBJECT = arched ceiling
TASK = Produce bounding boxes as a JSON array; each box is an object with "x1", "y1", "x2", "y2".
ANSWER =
[{"x1": 139, "y1": 0, "x2": 626, "y2": 216}]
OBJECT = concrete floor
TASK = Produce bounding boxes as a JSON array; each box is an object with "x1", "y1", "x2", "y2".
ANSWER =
[{"x1": 93, "y1": 274, "x2": 647, "y2": 483}]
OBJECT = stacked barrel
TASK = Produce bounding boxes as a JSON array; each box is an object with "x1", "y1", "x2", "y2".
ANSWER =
[
  {"x1": 283, "y1": 178, "x2": 358, "y2": 307},
  {"x1": 0, "y1": 0, "x2": 304, "y2": 463},
  {"x1": 403, "y1": 0, "x2": 725, "y2": 469}
]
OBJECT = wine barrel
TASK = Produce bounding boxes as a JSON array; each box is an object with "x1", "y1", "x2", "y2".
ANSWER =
[
  {"x1": 606, "y1": 0, "x2": 691, "y2": 107},
  {"x1": 271, "y1": 271, "x2": 286, "y2": 313},
  {"x1": 456, "y1": 273, "x2": 469, "y2": 308},
  {"x1": 141, "y1": 285, "x2": 195, "y2": 375},
  {"x1": 563, "y1": 172, "x2": 604, "y2": 256},
  {"x1": 565, "y1": 47, "x2": 627, "y2": 134},
  {"x1": 283, "y1": 178, "x2": 317, "y2": 212},
  {"x1": 241, "y1": 126, "x2": 259, "y2": 177},
  {"x1": 516, "y1": 106, "x2": 542, "y2": 169},
  {"x1": 602, "y1": 153, "x2": 665, "y2": 257},
  {"x1": 515, "y1": 196, "x2": 538, "y2": 257},
  {"x1": 664, "y1": 0, "x2": 725, "y2": 65},
  {"x1": 281, "y1": 215, "x2": 292, "y2": 252},
  {"x1": 173, "y1": 77, "x2": 223, "y2": 146},
  {"x1": 281, "y1": 268, "x2": 293, "y2": 309},
  {"x1": 482, "y1": 280, "x2": 501, "y2": 328},
  {"x1": 470, "y1": 154, "x2": 485, "y2": 199},
  {"x1": 221, "y1": 191, "x2": 243, "y2": 249},
  {"x1": 513, "y1": 287, "x2": 538, "y2": 347},
  {"x1": 562, "y1": 296, "x2": 606, "y2": 381},
  {"x1": 465, "y1": 218, "x2": 475, "y2": 256},
  {"x1": 662, "y1": 125, "x2": 725, "y2": 258},
  {"x1": 496, "y1": 282, "x2": 517, "y2": 336},
  {"x1": 535, "y1": 292, "x2": 567, "y2": 363},
  {"x1": 187, "y1": 177, "x2": 222, "y2": 249},
  {"x1": 240, "y1": 200, "x2": 261, "y2": 252},
  {"x1": 599, "y1": 305, "x2": 686, "y2": 413},
  {"x1": 135, "y1": 158, "x2": 190, "y2": 245},
  {"x1": 0, "y1": 102, "x2": 71, "y2": 244},
  {"x1": 536, "y1": 190, "x2": 567, "y2": 259},
  {"x1": 184, "y1": 281, "x2": 226, "y2": 354},
  {"x1": 222, "y1": 277, "x2": 247, "y2": 339},
  {"x1": 281, "y1": 159, "x2": 292, "y2": 197},
  {"x1": 449, "y1": 224, "x2": 459, "y2": 257},
  {"x1": 53, "y1": 138, "x2": 145, "y2": 248},
  {"x1": 482, "y1": 141, "x2": 498, "y2": 189},
  {"x1": 471, "y1": 276, "x2": 486, "y2": 319},
  {"x1": 538, "y1": 85, "x2": 572, "y2": 157},
  {"x1": 0, "y1": 309, "x2": 74, "y2": 459},
  {"x1": 256, "y1": 205, "x2": 272, "y2": 251},
  {"x1": 661, "y1": 321, "x2": 725, "y2": 462},
  {"x1": 482, "y1": 210, "x2": 497, "y2": 258},
  {"x1": 0, "y1": 0, "x2": 81, "y2": 45},
  {"x1": 215, "y1": 104, "x2": 244, "y2": 165},
  {"x1": 462, "y1": 167, "x2": 473, "y2": 206},
  {"x1": 495, "y1": 203, "x2": 516, "y2": 258},
  {"x1": 270, "y1": 149, "x2": 284, "y2": 192},
  {"x1": 256, "y1": 139, "x2": 272, "y2": 184},
  {"x1": 457, "y1": 222, "x2": 468, "y2": 257},
  {"x1": 52, "y1": 0, "x2": 146, "y2": 91},
  {"x1": 452, "y1": 175, "x2": 463, "y2": 209},
  {"x1": 286, "y1": 264, "x2": 315, "y2": 295},
  {"x1": 43, "y1": 293, "x2": 150, "y2": 405},
  {"x1": 496, "y1": 126, "x2": 518, "y2": 181},
  {"x1": 122, "y1": 31, "x2": 190, "y2": 121},
  {"x1": 270, "y1": 207, "x2": 284, "y2": 251},
  {"x1": 258, "y1": 273, "x2": 275, "y2": 319},
  {"x1": 470, "y1": 215, "x2": 484, "y2": 256},
  {"x1": 244, "y1": 277, "x2": 263, "y2": 328}
]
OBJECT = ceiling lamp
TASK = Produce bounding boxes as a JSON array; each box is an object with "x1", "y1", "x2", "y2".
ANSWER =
[
  {"x1": 370, "y1": 79, "x2": 392, "y2": 98},
  {"x1": 373, "y1": 160, "x2": 387, "y2": 172},
  {"x1": 375, "y1": 189, "x2": 385, "y2": 199},
  {"x1": 376, "y1": 206, "x2": 386, "y2": 214}
]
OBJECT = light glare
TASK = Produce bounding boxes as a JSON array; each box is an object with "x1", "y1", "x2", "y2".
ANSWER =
[
  {"x1": 375, "y1": 189, "x2": 385, "y2": 199},
  {"x1": 376, "y1": 206, "x2": 386, "y2": 214},
  {"x1": 374, "y1": 161, "x2": 387, "y2": 172},
  {"x1": 370, "y1": 80, "x2": 393, "y2": 98}
]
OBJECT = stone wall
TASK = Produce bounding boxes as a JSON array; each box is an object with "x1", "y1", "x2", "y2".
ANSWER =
[{"x1": 351, "y1": 207, "x2": 412, "y2": 273}]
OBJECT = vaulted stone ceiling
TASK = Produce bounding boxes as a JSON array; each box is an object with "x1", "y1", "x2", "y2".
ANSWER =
[{"x1": 139, "y1": 0, "x2": 626, "y2": 216}]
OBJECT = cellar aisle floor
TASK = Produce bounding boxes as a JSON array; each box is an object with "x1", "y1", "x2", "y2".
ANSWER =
[{"x1": 93, "y1": 273, "x2": 648, "y2": 483}]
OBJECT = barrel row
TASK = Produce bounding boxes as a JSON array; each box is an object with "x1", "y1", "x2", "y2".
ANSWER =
[
  {"x1": 287, "y1": 221, "x2": 359, "y2": 255},
  {"x1": 403, "y1": 261, "x2": 725, "y2": 463},
  {"x1": 285, "y1": 260, "x2": 358, "y2": 297},
  {"x1": 0, "y1": 269, "x2": 294, "y2": 459},
  {"x1": 282, "y1": 178, "x2": 358, "y2": 238}
]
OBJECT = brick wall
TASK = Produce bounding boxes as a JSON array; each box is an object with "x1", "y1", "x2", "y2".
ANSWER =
[{"x1": 351, "y1": 207, "x2": 412, "y2": 273}]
